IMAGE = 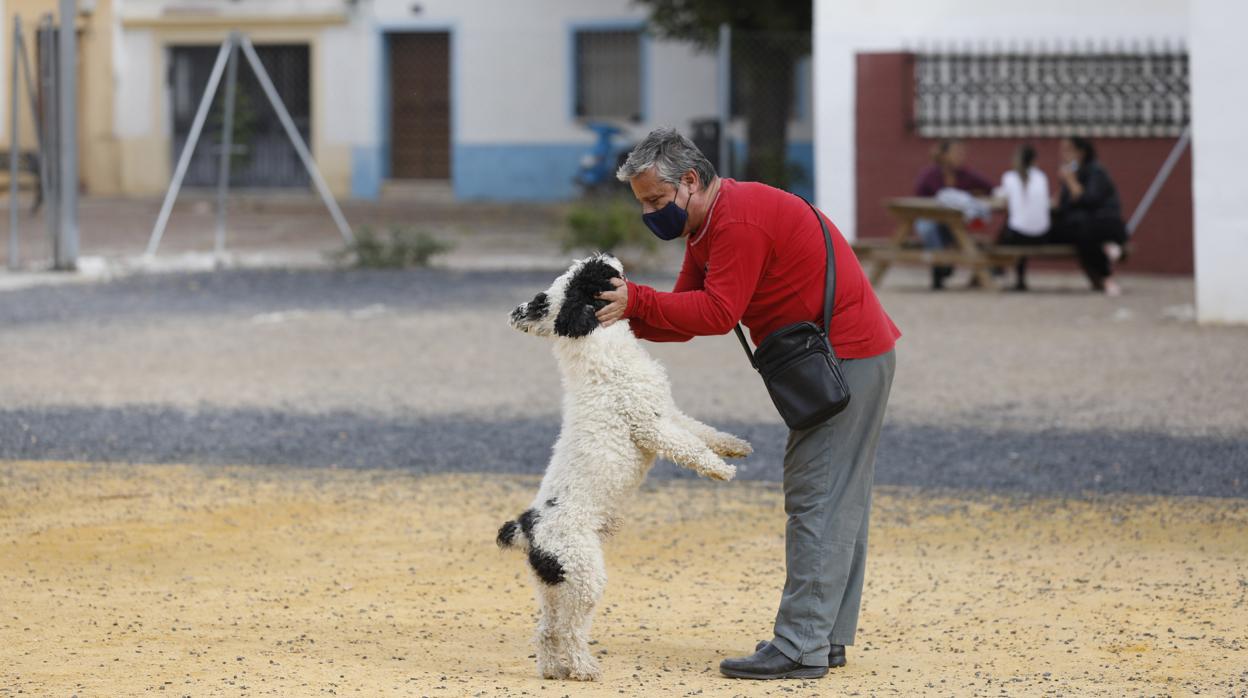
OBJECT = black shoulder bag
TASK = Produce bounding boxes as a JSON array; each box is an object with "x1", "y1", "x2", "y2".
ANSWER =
[{"x1": 734, "y1": 198, "x2": 851, "y2": 431}]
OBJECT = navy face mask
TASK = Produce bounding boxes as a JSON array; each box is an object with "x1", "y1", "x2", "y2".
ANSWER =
[{"x1": 642, "y1": 184, "x2": 692, "y2": 241}]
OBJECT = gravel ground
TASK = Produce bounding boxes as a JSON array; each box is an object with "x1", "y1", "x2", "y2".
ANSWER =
[
  {"x1": 1, "y1": 267, "x2": 1245, "y2": 497},
  {"x1": 3, "y1": 266, "x2": 1247, "y2": 696},
  {"x1": 2, "y1": 462, "x2": 1245, "y2": 697}
]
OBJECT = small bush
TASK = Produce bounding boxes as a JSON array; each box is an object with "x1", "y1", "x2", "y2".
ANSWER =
[
  {"x1": 561, "y1": 196, "x2": 657, "y2": 259},
  {"x1": 332, "y1": 226, "x2": 453, "y2": 268}
]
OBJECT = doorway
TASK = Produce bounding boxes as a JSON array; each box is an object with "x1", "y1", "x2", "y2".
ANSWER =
[{"x1": 387, "y1": 32, "x2": 451, "y2": 180}]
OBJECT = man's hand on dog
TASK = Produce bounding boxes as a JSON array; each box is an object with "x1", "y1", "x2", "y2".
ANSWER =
[{"x1": 595, "y1": 278, "x2": 628, "y2": 327}]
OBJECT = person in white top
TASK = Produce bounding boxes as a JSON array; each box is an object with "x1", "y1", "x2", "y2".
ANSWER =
[{"x1": 993, "y1": 144, "x2": 1051, "y2": 290}]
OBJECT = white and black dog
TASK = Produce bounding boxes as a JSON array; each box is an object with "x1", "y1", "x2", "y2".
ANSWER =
[{"x1": 498, "y1": 253, "x2": 752, "y2": 681}]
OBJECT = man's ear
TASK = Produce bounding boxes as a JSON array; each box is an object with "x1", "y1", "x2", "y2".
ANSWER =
[{"x1": 682, "y1": 170, "x2": 699, "y2": 194}]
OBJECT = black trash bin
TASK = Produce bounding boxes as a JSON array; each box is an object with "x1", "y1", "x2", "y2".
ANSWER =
[{"x1": 689, "y1": 118, "x2": 724, "y2": 173}]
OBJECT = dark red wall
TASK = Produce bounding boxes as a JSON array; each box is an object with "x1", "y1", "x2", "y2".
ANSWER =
[{"x1": 854, "y1": 52, "x2": 1193, "y2": 275}]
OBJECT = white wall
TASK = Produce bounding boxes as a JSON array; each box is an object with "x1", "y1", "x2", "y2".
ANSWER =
[
  {"x1": 120, "y1": 0, "x2": 346, "y2": 21},
  {"x1": 1191, "y1": 0, "x2": 1248, "y2": 324},
  {"x1": 320, "y1": 18, "x2": 375, "y2": 148},
  {"x1": 366, "y1": 0, "x2": 721, "y2": 149},
  {"x1": 114, "y1": 28, "x2": 154, "y2": 138},
  {"x1": 813, "y1": 0, "x2": 1188, "y2": 239}
]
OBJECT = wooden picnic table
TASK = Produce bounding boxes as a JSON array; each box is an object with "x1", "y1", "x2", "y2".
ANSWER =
[{"x1": 853, "y1": 196, "x2": 1082, "y2": 290}]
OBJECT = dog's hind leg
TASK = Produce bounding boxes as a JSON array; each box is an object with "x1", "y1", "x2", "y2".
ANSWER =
[
  {"x1": 534, "y1": 584, "x2": 569, "y2": 679},
  {"x1": 552, "y1": 535, "x2": 606, "y2": 681},
  {"x1": 670, "y1": 413, "x2": 753, "y2": 459}
]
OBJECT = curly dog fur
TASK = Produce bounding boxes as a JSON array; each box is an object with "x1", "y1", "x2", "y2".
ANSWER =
[{"x1": 498, "y1": 254, "x2": 752, "y2": 681}]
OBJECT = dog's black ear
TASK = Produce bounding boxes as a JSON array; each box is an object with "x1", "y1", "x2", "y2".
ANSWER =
[
  {"x1": 553, "y1": 258, "x2": 620, "y2": 338},
  {"x1": 554, "y1": 302, "x2": 598, "y2": 338}
]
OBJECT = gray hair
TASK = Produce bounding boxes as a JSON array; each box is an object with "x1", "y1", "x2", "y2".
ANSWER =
[{"x1": 616, "y1": 127, "x2": 717, "y2": 187}]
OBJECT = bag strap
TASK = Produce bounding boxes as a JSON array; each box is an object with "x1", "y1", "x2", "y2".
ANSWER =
[{"x1": 734, "y1": 196, "x2": 836, "y2": 365}]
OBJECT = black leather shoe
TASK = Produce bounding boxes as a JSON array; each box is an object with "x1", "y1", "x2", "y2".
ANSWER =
[
  {"x1": 755, "y1": 640, "x2": 846, "y2": 668},
  {"x1": 721, "y1": 642, "x2": 828, "y2": 680}
]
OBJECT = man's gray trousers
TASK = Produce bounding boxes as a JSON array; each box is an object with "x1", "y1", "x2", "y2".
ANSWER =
[{"x1": 769, "y1": 349, "x2": 896, "y2": 667}]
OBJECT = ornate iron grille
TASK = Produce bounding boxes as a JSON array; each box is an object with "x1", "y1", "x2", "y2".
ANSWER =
[{"x1": 913, "y1": 47, "x2": 1189, "y2": 138}]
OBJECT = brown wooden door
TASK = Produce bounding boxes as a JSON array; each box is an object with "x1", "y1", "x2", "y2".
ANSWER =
[{"x1": 388, "y1": 32, "x2": 451, "y2": 180}]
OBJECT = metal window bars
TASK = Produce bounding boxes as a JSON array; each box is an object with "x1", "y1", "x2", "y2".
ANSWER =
[
  {"x1": 145, "y1": 32, "x2": 352, "y2": 259},
  {"x1": 911, "y1": 39, "x2": 1189, "y2": 138}
]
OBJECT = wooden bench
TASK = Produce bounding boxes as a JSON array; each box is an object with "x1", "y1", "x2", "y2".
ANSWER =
[{"x1": 855, "y1": 197, "x2": 1092, "y2": 290}]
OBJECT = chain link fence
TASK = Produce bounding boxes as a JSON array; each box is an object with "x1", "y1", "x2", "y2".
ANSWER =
[
  {"x1": 726, "y1": 29, "x2": 813, "y2": 199},
  {"x1": 567, "y1": 26, "x2": 814, "y2": 201}
]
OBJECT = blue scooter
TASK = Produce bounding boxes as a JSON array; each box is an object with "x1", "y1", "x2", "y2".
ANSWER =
[{"x1": 574, "y1": 122, "x2": 631, "y2": 196}]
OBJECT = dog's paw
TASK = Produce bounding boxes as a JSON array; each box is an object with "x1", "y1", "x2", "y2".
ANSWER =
[
  {"x1": 539, "y1": 663, "x2": 569, "y2": 680},
  {"x1": 713, "y1": 435, "x2": 753, "y2": 459},
  {"x1": 699, "y1": 462, "x2": 737, "y2": 482},
  {"x1": 566, "y1": 657, "x2": 601, "y2": 681}
]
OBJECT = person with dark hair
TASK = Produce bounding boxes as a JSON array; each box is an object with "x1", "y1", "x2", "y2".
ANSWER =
[
  {"x1": 913, "y1": 140, "x2": 994, "y2": 289},
  {"x1": 994, "y1": 144, "x2": 1052, "y2": 290},
  {"x1": 1050, "y1": 137, "x2": 1128, "y2": 295}
]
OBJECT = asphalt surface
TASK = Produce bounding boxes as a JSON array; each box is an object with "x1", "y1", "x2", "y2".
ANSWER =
[
  {"x1": 1, "y1": 406, "x2": 1244, "y2": 497},
  {"x1": 2, "y1": 267, "x2": 1245, "y2": 498},
  {"x1": 0, "y1": 267, "x2": 550, "y2": 327}
]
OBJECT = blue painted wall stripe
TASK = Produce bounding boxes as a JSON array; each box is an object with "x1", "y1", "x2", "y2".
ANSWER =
[
  {"x1": 454, "y1": 143, "x2": 587, "y2": 201},
  {"x1": 351, "y1": 145, "x2": 382, "y2": 200},
  {"x1": 452, "y1": 141, "x2": 814, "y2": 203}
]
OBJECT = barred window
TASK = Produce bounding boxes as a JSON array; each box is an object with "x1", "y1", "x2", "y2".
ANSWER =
[
  {"x1": 574, "y1": 29, "x2": 641, "y2": 121},
  {"x1": 913, "y1": 49, "x2": 1189, "y2": 138}
]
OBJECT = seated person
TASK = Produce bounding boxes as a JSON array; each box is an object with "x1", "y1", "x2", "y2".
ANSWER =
[
  {"x1": 994, "y1": 144, "x2": 1051, "y2": 290},
  {"x1": 913, "y1": 139, "x2": 993, "y2": 289},
  {"x1": 1050, "y1": 137, "x2": 1128, "y2": 296}
]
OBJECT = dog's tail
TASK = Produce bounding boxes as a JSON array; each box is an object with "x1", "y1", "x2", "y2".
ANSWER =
[
  {"x1": 496, "y1": 501, "x2": 567, "y2": 586},
  {"x1": 496, "y1": 517, "x2": 528, "y2": 550},
  {"x1": 497, "y1": 500, "x2": 555, "y2": 551}
]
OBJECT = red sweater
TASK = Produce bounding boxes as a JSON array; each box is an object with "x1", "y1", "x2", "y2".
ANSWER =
[{"x1": 626, "y1": 179, "x2": 900, "y2": 359}]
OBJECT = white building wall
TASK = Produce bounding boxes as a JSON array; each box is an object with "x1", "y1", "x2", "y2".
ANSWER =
[
  {"x1": 120, "y1": 0, "x2": 347, "y2": 21},
  {"x1": 813, "y1": 0, "x2": 1188, "y2": 239},
  {"x1": 1190, "y1": 0, "x2": 1248, "y2": 324},
  {"x1": 359, "y1": 0, "x2": 736, "y2": 200},
  {"x1": 367, "y1": 0, "x2": 719, "y2": 145},
  {"x1": 104, "y1": 0, "x2": 811, "y2": 201},
  {"x1": 114, "y1": 28, "x2": 155, "y2": 138}
]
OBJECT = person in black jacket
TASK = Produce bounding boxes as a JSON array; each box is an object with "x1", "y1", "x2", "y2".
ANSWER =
[{"x1": 1051, "y1": 137, "x2": 1128, "y2": 295}]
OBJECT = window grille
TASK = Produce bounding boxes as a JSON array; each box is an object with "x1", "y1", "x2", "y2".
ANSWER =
[
  {"x1": 913, "y1": 47, "x2": 1189, "y2": 137},
  {"x1": 574, "y1": 29, "x2": 641, "y2": 121},
  {"x1": 170, "y1": 43, "x2": 312, "y2": 187}
]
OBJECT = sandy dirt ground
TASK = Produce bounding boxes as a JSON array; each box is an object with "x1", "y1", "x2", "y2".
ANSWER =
[{"x1": 2, "y1": 460, "x2": 1245, "y2": 697}]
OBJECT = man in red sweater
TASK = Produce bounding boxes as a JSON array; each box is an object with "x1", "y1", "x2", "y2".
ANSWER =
[{"x1": 597, "y1": 128, "x2": 899, "y2": 680}]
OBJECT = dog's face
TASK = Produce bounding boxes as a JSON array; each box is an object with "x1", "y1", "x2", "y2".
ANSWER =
[{"x1": 510, "y1": 254, "x2": 624, "y2": 339}]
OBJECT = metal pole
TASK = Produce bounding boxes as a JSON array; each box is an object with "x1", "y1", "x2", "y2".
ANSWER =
[
  {"x1": 239, "y1": 36, "x2": 353, "y2": 244},
  {"x1": 56, "y1": 0, "x2": 77, "y2": 270},
  {"x1": 17, "y1": 25, "x2": 47, "y2": 215},
  {"x1": 214, "y1": 35, "x2": 239, "y2": 260},
  {"x1": 39, "y1": 18, "x2": 59, "y2": 263},
  {"x1": 1126, "y1": 124, "x2": 1191, "y2": 235},
  {"x1": 145, "y1": 36, "x2": 233, "y2": 257},
  {"x1": 717, "y1": 23, "x2": 731, "y2": 179},
  {"x1": 9, "y1": 18, "x2": 20, "y2": 269}
]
